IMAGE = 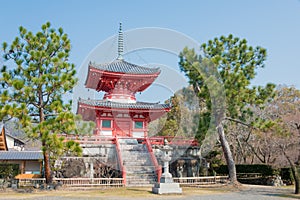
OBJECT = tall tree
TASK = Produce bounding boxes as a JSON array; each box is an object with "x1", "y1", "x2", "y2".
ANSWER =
[
  {"x1": 155, "y1": 87, "x2": 199, "y2": 138},
  {"x1": 265, "y1": 86, "x2": 300, "y2": 194},
  {"x1": 158, "y1": 95, "x2": 181, "y2": 137},
  {"x1": 179, "y1": 34, "x2": 275, "y2": 184},
  {"x1": 0, "y1": 22, "x2": 79, "y2": 183}
]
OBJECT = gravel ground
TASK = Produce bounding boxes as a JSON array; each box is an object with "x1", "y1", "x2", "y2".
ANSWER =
[
  {"x1": 185, "y1": 185, "x2": 296, "y2": 200},
  {"x1": 0, "y1": 185, "x2": 297, "y2": 200}
]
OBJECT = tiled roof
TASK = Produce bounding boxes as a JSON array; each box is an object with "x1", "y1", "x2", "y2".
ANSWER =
[
  {"x1": 0, "y1": 122, "x2": 25, "y2": 144},
  {"x1": 6, "y1": 133, "x2": 25, "y2": 145},
  {"x1": 90, "y1": 59, "x2": 160, "y2": 75},
  {"x1": 0, "y1": 151, "x2": 43, "y2": 160},
  {"x1": 79, "y1": 98, "x2": 171, "y2": 110}
]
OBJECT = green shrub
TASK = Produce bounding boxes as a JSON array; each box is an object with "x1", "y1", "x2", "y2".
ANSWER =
[
  {"x1": 215, "y1": 164, "x2": 275, "y2": 176},
  {"x1": 0, "y1": 164, "x2": 20, "y2": 179}
]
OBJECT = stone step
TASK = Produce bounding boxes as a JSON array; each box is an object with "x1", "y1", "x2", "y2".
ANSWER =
[
  {"x1": 121, "y1": 149, "x2": 148, "y2": 152},
  {"x1": 121, "y1": 152, "x2": 150, "y2": 157},
  {"x1": 119, "y1": 142, "x2": 141, "y2": 145},
  {"x1": 123, "y1": 158, "x2": 149, "y2": 162},
  {"x1": 117, "y1": 138, "x2": 157, "y2": 187},
  {"x1": 122, "y1": 159, "x2": 150, "y2": 164},
  {"x1": 126, "y1": 182, "x2": 155, "y2": 187},
  {"x1": 126, "y1": 179, "x2": 156, "y2": 185},
  {"x1": 126, "y1": 171, "x2": 155, "y2": 175},
  {"x1": 118, "y1": 139, "x2": 138, "y2": 145},
  {"x1": 121, "y1": 149, "x2": 147, "y2": 152},
  {"x1": 125, "y1": 168, "x2": 156, "y2": 173},
  {"x1": 124, "y1": 163, "x2": 153, "y2": 168},
  {"x1": 120, "y1": 147, "x2": 147, "y2": 152},
  {"x1": 124, "y1": 163, "x2": 152, "y2": 167},
  {"x1": 124, "y1": 162, "x2": 153, "y2": 167},
  {"x1": 123, "y1": 159, "x2": 151, "y2": 164},
  {"x1": 122, "y1": 153, "x2": 149, "y2": 157},
  {"x1": 126, "y1": 176, "x2": 157, "y2": 181},
  {"x1": 121, "y1": 157, "x2": 151, "y2": 163},
  {"x1": 124, "y1": 162, "x2": 151, "y2": 166},
  {"x1": 121, "y1": 154, "x2": 149, "y2": 159},
  {"x1": 119, "y1": 143, "x2": 146, "y2": 147},
  {"x1": 126, "y1": 174, "x2": 156, "y2": 179},
  {"x1": 122, "y1": 155, "x2": 150, "y2": 159}
]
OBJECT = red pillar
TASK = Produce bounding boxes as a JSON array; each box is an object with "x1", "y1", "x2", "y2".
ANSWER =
[{"x1": 96, "y1": 111, "x2": 101, "y2": 135}]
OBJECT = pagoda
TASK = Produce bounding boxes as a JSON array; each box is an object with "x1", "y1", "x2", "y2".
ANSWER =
[{"x1": 77, "y1": 23, "x2": 171, "y2": 138}]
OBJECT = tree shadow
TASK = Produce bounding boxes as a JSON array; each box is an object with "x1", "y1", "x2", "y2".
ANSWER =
[{"x1": 238, "y1": 186, "x2": 297, "y2": 199}]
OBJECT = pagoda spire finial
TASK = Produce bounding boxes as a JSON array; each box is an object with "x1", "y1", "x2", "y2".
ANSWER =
[{"x1": 117, "y1": 22, "x2": 124, "y2": 60}]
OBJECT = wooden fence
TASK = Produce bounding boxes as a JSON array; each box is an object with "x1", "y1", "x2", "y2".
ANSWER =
[
  {"x1": 173, "y1": 176, "x2": 229, "y2": 186},
  {"x1": 17, "y1": 176, "x2": 228, "y2": 188},
  {"x1": 17, "y1": 178, "x2": 124, "y2": 188},
  {"x1": 53, "y1": 178, "x2": 124, "y2": 187}
]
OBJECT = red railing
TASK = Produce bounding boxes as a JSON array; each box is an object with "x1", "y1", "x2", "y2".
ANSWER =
[
  {"x1": 144, "y1": 137, "x2": 162, "y2": 183},
  {"x1": 148, "y1": 136, "x2": 199, "y2": 146},
  {"x1": 61, "y1": 135, "x2": 198, "y2": 147},
  {"x1": 61, "y1": 135, "x2": 115, "y2": 145},
  {"x1": 114, "y1": 137, "x2": 126, "y2": 185}
]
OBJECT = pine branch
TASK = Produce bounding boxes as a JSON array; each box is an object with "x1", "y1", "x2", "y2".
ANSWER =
[{"x1": 225, "y1": 117, "x2": 253, "y2": 128}]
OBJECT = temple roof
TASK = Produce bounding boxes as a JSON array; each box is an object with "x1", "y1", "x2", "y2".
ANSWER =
[
  {"x1": 78, "y1": 98, "x2": 171, "y2": 110},
  {"x1": 90, "y1": 59, "x2": 160, "y2": 75}
]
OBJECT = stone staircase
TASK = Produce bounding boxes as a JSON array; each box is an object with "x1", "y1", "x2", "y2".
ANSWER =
[{"x1": 118, "y1": 138, "x2": 157, "y2": 186}]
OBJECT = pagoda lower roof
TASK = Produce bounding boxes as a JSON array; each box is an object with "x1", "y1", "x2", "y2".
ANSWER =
[
  {"x1": 78, "y1": 98, "x2": 171, "y2": 110},
  {"x1": 90, "y1": 59, "x2": 160, "y2": 75}
]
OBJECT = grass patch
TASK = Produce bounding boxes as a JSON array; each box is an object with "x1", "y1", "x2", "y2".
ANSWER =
[{"x1": 0, "y1": 186, "x2": 233, "y2": 199}]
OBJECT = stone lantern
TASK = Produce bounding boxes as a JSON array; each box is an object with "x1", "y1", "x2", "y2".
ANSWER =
[{"x1": 152, "y1": 139, "x2": 182, "y2": 194}]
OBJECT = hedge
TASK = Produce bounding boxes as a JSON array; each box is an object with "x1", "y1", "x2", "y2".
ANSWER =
[
  {"x1": 215, "y1": 165, "x2": 300, "y2": 185},
  {"x1": 215, "y1": 164, "x2": 275, "y2": 177}
]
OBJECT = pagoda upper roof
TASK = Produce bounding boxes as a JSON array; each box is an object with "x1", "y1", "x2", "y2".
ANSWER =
[
  {"x1": 90, "y1": 59, "x2": 160, "y2": 75},
  {"x1": 78, "y1": 98, "x2": 170, "y2": 110}
]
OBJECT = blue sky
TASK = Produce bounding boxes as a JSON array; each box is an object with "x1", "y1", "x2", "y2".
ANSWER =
[{"x1": 0, "y1": 0, "x2": 300, "y2": 103}]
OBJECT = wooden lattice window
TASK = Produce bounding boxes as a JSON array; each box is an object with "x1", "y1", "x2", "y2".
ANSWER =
[{"x1": 134, "y1": 121, "x2": 143, "y2": 129}]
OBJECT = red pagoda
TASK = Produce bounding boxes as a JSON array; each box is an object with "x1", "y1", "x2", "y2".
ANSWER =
[{"x1": 77, "y1": 23, "x2": 171, "y2": 138}]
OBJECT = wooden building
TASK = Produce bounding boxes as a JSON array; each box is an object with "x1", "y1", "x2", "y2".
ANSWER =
[
  {"x1": 77, "y1": 23, "x2": 171, "y2": 138},
  {"x1": 0, "y1": 123, "x2": 43, "y2": 178}
]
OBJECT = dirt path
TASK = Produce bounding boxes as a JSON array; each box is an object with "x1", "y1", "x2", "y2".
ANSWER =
[{"x1": 185, "y1": 185, "x2": 297, "y2": 200}]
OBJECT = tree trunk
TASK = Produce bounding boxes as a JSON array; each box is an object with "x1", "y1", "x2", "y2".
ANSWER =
[
  {"x1": 291, "y1": 165, "x2": 300, "y2": 194},
  {"x1": 283, "y1": 150, "x2": 300, "y2": 194},
  {"x1": 217, "y1": 124, "x2": 238, "y2": 184},
  {"x1": 43, "y1": 149, "x2": 52, "y2": 184},
  {"x1": 39, "y1": 103, "x2": 52, "y2": 184}
]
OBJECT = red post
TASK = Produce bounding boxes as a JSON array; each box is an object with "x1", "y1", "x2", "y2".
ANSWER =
[
  {"x1": 145, "y1": 137, "x2": 161, "y2": 183},
  {"x1": 157, "y1": 165, "x2": 162, "y2": 183},
  {"x1": 114, "y1": 137, "x2": 126, "y2": 185}
]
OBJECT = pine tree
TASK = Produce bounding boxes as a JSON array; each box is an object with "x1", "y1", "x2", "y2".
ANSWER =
[
  {"x1": 179, "y1": 34, "x2": 275, "y2": 184},
  {"x1": 0, "y1": 22, "x2": 81, "y2": 183}
]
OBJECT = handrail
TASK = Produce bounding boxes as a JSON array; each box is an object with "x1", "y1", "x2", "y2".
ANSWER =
[
  {"x1": 148, "y1": 136, "x2": 199, "y2": 146},
  {"x1": 114, "y1": 137, "x2": 126, "y2": 185},
  {"x1": 60, "y1": 135, "x2": 198, "y2": 146},
  {"x1": 60, "y1": 135, "x2": 115, "y2": 144},
  {"x1": 144, "y1": 137, "x2": 162, "y2": 183}
]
